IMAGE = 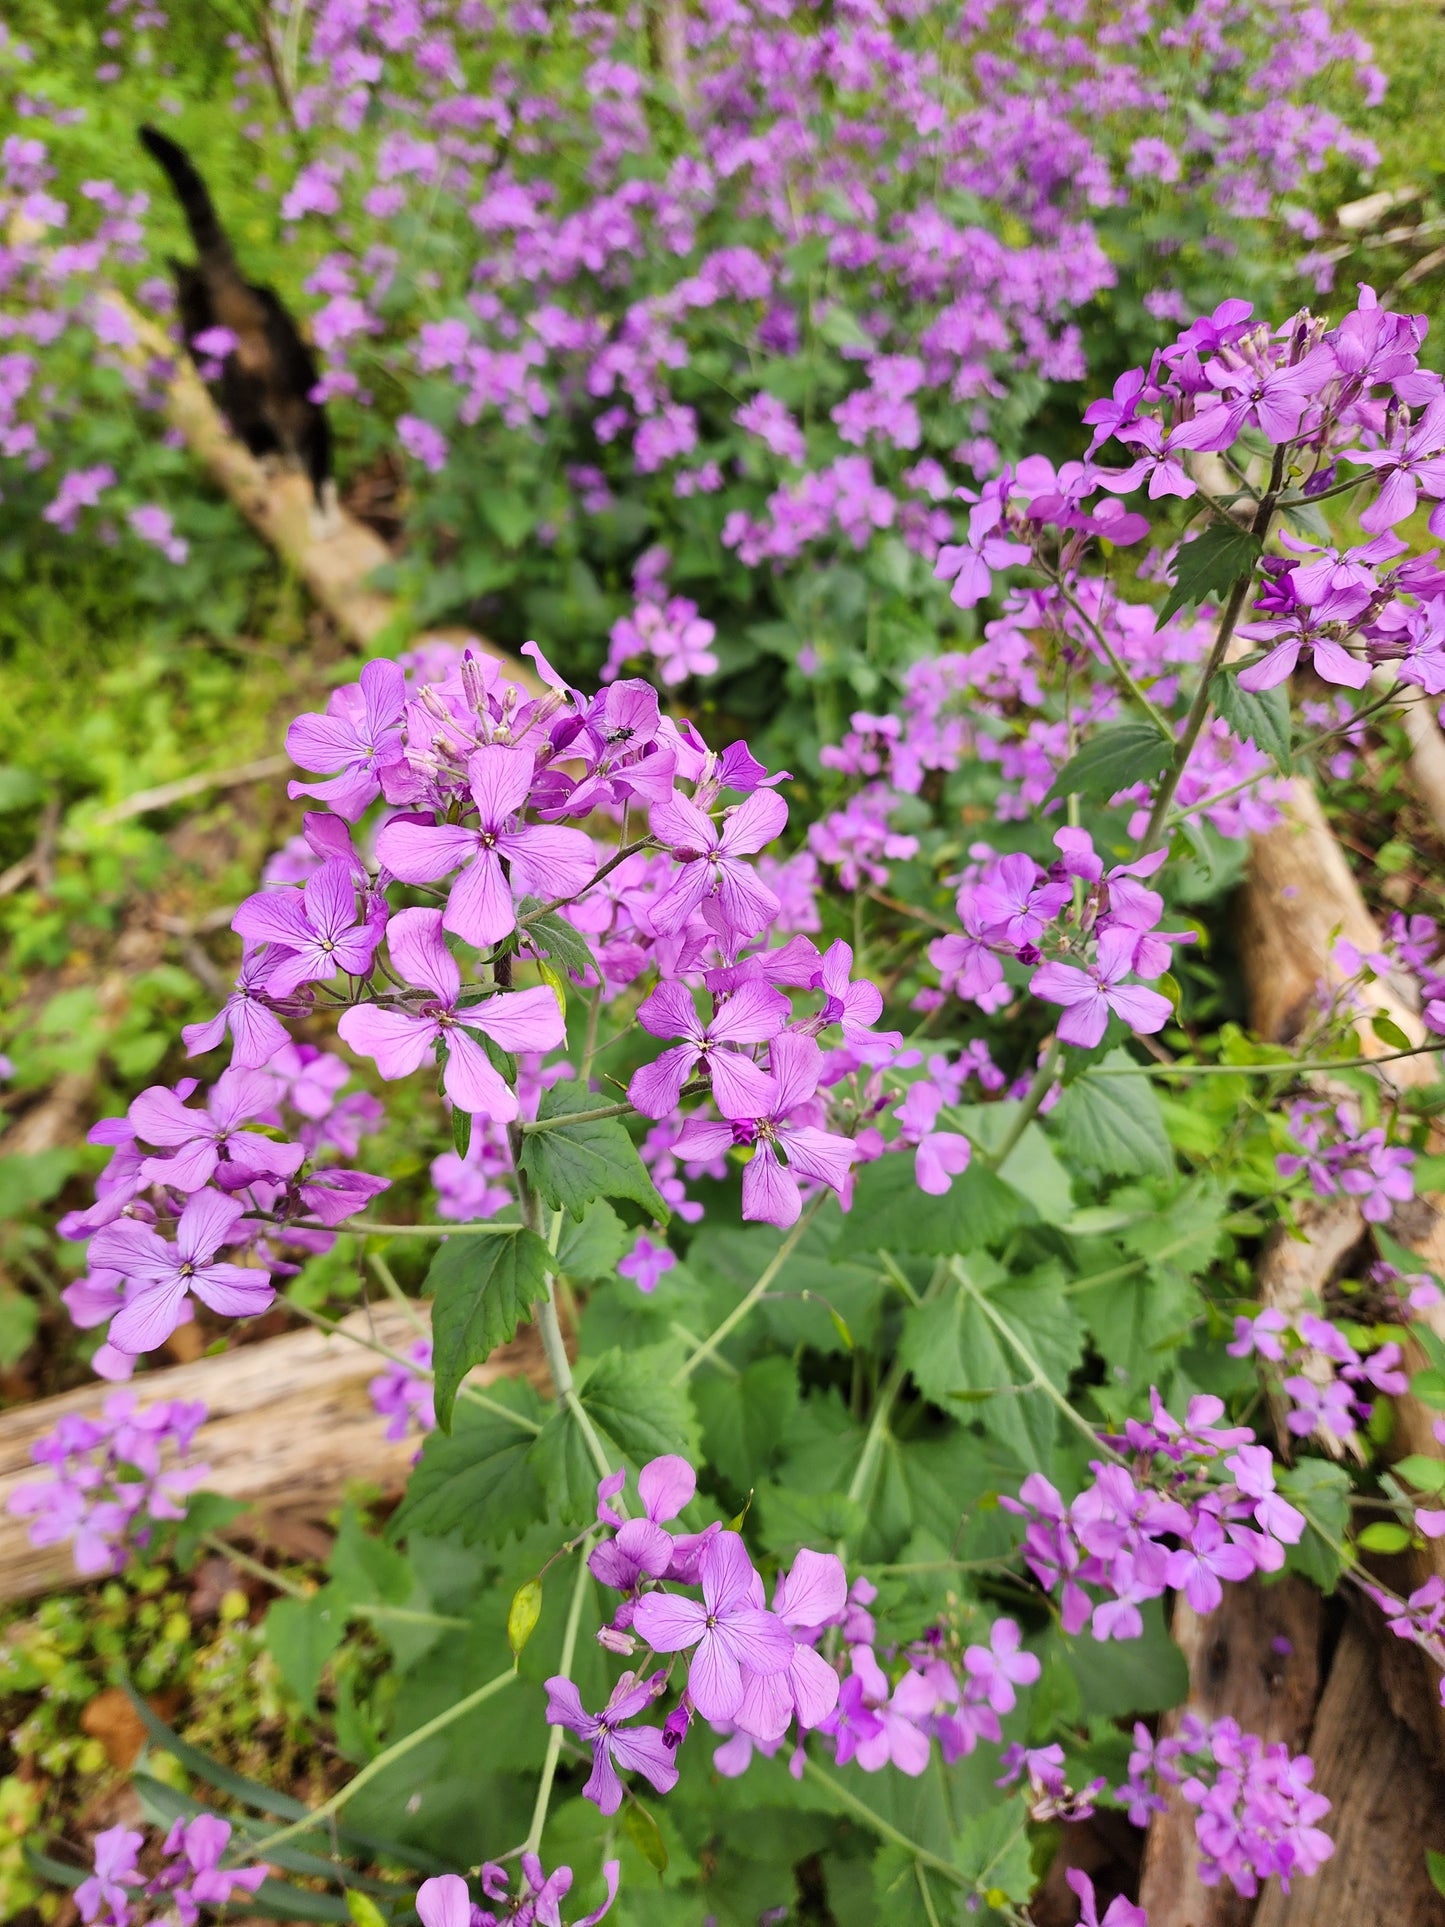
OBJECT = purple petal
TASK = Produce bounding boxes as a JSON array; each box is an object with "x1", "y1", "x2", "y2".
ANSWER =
[
  {"x1": 109, "y1": 1278, "x2": 190, "y2": 1354},
  {"x1": 777, "y1": 1124, "x2": 856, "y2": 1193},
  {"x1": 416, "y1": 1876, "x2": 473, "y2": 1927},
  {"x1": 687, "y1": 1629, "x2": 744, "y2": 1721},
  {"x1": 444, "y1": 846, "x2": 516, "y2": 948},
  {"x1": 287, "y1": 710, "x2": 361, "y2": 776},
  {"x1": 778, "y1": 1548, "x2": 847, "y2": 1631},
  {"x1": 715, "y1": 858, "x2": 781, "y2": 940},
  {"x1": 128, "y1": 1084, "x2": 203, "y2": 1148},
  {"x1": 374, "y1": 818, "x2": 480, "y2": 886},
  {"x1": 469, "y1": 985, "x2": 567, "y2": 1053},
  {"x1": 708, "y1": 1049, "x2": 777, "y2": 1121},
  {"x1": 629, "y1": 1044, "x2": 699, "y2": 1120},
  {"x1": 544, "y1": 1676, "x2": 594, "y2": 1738},
  {"x1": 630, "y1": 1590, "x2": 708, "y2": 1653},
  {"x1": 443, "y1": 1028, "x2": 518, "y2": 1120},
  {"x1": 742, "y1": 1143, "x2": 801, "y2": 1227},
  {"x1": 766, "y1": 1031, "x2": 822, "y2": 1115},
  {"x1": 386, "y1": 907, "x2": 460, "y2": 1003},
  {"x1": 637, "y1": 980, "x2": 703, "y2": 1044},
  {"x1": 232, "y1": 886, "x2": 312, "y2": 950},
  {"x1": 189, "y1": 1264, "x2": 276, "y2": 1319},
  {"x1": 735, "y1": 1665, "x2": 793, "y2": 1742},
  {"x1": 701, "y1": 1529, "x2": 761, "y2": 1616},
  {"x1": 500, "y1": 823, "x2": 597, "y2": 902},
  {"x1": 467, "y1": 743, "x2": 535, "y2": 829},
  {"x1": 338, "y1": 1005, "x2": 439, "y2": 1080},
  {"x1": 708, "y1": 980, "x2": 790, "y2": 1044},
  {"x1": 606, "y1": 1724, "x2": 681, "y2": 1798},
  {"x1": 718, "y1": 789, "x2": 788, "y2": 858},
  {"x1": 638, "y1": 1453, "x2": 696, "y2": 1524},
  {"x1": 714, "y1": 1607, "x2": 797, "y2": 1678},
  {"x1": 583, "y1": 1739, "x2": 626, "y2": 1816},
  {"x1": 789, "y1": 1644, "x2": 841, "y2": 1728},
  {"x1": 175, "y1": 1188, "x2": 245, "y2": 1264},
  {"x1": 650, "y1": 792, "x2": 718, "y2": 855}
]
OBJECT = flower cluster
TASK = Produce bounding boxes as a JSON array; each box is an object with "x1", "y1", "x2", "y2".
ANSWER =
[
  {"x1": 369, "y1": 1340, "x2": 436, "y2": 1446},
  {"x1": 1003, "y1": 1395, "x2": 1306, "y2": 1638},
  {"x1": 1228, "y1": 1303, "x2": 1408, "y2": 1446},
  {"x1": 1118, "y1": 1716, "x2": 1333, "y2": 1896},
  {"x1": 7, "y1": 1392, "x2": 208, "y2": 1577},
  {"x1": 57, "y1": 1040, "x2": 387, "y2": 1373},
  {"x1": 77, "y1": 1818, "x2": 267, "y2": 1927},
  {"x1": 416, "y1": 1864, "x2": 617, "y2": 1927},
  {"x1": 1276, "y1": 1097, "x2": 1415, "y2": 1224}
]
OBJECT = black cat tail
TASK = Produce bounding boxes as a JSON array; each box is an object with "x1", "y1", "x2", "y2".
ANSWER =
[{"x1": 139, "y1": 126, "x2": 233, "y2": 271}]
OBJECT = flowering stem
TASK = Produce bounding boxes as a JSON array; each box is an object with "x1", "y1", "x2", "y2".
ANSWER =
[
  {"x1": 669, "y1": 1194, "x2": 828, "y2": 1384},
  {"x1": 1139, "y1": 444, "x2": 1287, "y2": 854},
  {"x1": 799, "y1": 1759, "x2": 966, "y2": 1886},
  {"x1": 524, "y1": 1541, "x2": 595, "y2": 1857},
  {"x1": 250, "y1": 1666, "x2": 518, "y2": 1856},
  {"x1": 984, "y1": 1037, "x2": 1062, "y2": 1172},
  {"x1": 283, "y1": 1298, "x2": 543, "y2": 1434}
]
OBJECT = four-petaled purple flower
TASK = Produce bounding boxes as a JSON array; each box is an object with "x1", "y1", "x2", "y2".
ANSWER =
[
  {"x1": 129, "y1": 1067, "x2": 304, "y2": 1193},
  {"x1": 89, "y1": 1190, "x2": 274, "y2": 1356},
  {"x1": 631, "y1": 1529, "x2": 795, "y2": 1721},
  {"x1": 628, "y1": 977, "x2": 786, "y2": 1119},
  {"x1": 648, "y1": 788, "x2": 787, "y2": 940},
  {"x1": 376, "y1": 743, "x2": 595, "y2": 949},
  {"x1": 232, "y1": 859, "x2": 384, "y2": 997},
  {"x1": 286, "y1": 657, "x2": 407, "y2": 822},
  {"x1": 544, "y1": 1670, "x2": 680, "y2": 1815},
  {"x1": 1030, "y1": 926, "x2": 1173, "y2": 1047},
  {"x1": 337, "y1": 907, "x2": 565, "y2": 1120}
]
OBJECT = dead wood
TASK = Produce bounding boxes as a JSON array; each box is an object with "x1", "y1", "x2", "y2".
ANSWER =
[
  {"x1": 1136, "y1": 1579, "x2": 1325, "y2": 1927},
  {"x1": 1251, "y1": 1615, "x2": 1445, "y2": 1927},
  {"x1": 0, "y1": 1302, "x2": 548, "y2": 1603}
]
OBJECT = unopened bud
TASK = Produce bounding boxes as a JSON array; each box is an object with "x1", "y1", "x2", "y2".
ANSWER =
[{"x1": 597, "y1": 1625, "x2": 637, "y2": 1657}]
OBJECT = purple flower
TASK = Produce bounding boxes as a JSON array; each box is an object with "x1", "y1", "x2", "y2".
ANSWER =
[
  {"x1": 628, "y1": 977, "x2": 786, "y2": 1119},
  {"x1": 647, "y1": 789, "x2": 787, "y2": 940},
  {"x1": 232, "y1": 859, "x2": 383, "y2": 997},
  {"x1": 181, "y1": 946, "x2": 294, "y2": 1069},
  {"x1": 894, "y1": 1082, "x2": 972, "y2": 1195},
  {"x1": 590, "y1": 1454, "x2": 695, "y2": 1592},
  {"x1": 286, "y1": 660, "x2": 407, "y2": 822},
  {"x1": 76, "y1": 1825, "x2": 143, "y2": 1926},
  {"x1": 673, "y1": 1033, "x2": 857, "y2": 1228},
  {"x1": 150, "y1": 1816, "x2": 267, "y2": 1926},
  {"x1": 617, "y1": 1233, "x2": 677, "y2": 1295},
  {"x1": 733, "y1": 1547, "x2": 847, "y2": 1741},
  {"x1": 544, "y1": 1669, "x2": 679, "y2": 1814},
  {"x1": 1338, "y1": 1132, "x2": 1414, "y2": 1222},
  {"x1": 415, "y1": 1875, "x2": 473, "y2": 1927},
  {"x1": 810, "y1": 940, "x2": 899, "y2": 1051},
  {"x1": 1164, "y1": 1513, "x2": 1257, "y2": 1615},
  {"x1": 961, "y1": 1618, "x2": 1040, "y2": 1715},
  {"x1": 89, "y1": 1190, "x2": 274, "y2": 1356},
  {"x1": 630, "y1": 1530, "x2": 795, "y2": 1721},
  {"x1": 972, "y1": 853, "x2": 1071, "y2": 951},
  {"x1": 1030, "y1": 927, "x2": 1173, "y2": 1048},
  {"x1": 128, "y1": 1069, "x2": 304, "y2": 1193},
  {"x1": 370, "y1": 1340, "x2": 436, "y2": 1442},
  {"x1": 376, "y1": 744, "x2": 595, "y2": 950},
  {"x1": 819, "y1": 1670, "x2": 884, "y2": 1766},
  {"x1": 1343, "y1": 396, "x2": 1445, "y2": 532},
  {"x1": 337, "y1": 907, "x2": 565, "y2": 1120}
]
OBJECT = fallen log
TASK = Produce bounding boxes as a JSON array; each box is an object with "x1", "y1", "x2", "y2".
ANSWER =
[{"x1": 0, "y1": 1302, "x2": 548, "y2": 1603}]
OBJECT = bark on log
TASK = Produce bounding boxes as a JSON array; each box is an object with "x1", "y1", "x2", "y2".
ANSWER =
[
  {"x1": 0, "y1": 1303, "x2": 548, "y2": 1603},
  {"x1": 1136, "y1": 1579, "x2": 1325, "y2": 1927},
  {"x1": 1251, "y1": 1617, "x2": 1445, "y2": 1927}
]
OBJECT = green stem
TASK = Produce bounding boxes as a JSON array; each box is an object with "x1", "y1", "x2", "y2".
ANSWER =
[
  {"x1": 801, "y1": 1759, "x2": 966, "y2": 1886},
  {"x1": 950, "y1": 1259, "x2": 1118, "y2": 1459},
  {"x1": 200, "y1": 1533, "x2": 308, "y2": 1600},
  {"x1": 670, "y1": 1194, "x2": 828, "y2": 1384},
  {"x1": 283, "y1": 1299, "x2": 542, "y2": 1434},
  {"x1": 339, "y1": 1220, "x2": 523, "y2": 1237},
  {"x1": 524, "y1": 1545, "x2": 594, "y2": 1855},
  {"x1": 1139, "y1": 443, "x2": 1287, "y2": 855},
  {"x1": 352, "y1": 1604, "x2": 471, "y2": 1631},
  {"x1": 1088, "y1": 1044, "x2": 1438, "y2": 1077},
  {"x1": 367, "y1": 1251, "x2": 427, "y2": 1338},
  {"x1": 520, "y1": 1100, "x2": 636, "y2": 1134},
  {"x1": 1043, "y1": 567, "x2": 1172, "y2": 735},
  {"x1": 250, "y1": 1667, "x2": 517, "y2": 1854},
  {"x1": 985, "y1": 1038, "x2": 1062, "y2": 1173}
]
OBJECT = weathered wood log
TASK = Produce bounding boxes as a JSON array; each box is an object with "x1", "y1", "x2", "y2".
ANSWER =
[
  {"x1": 1251, "y1": 1616, "x2": 1445, "y2": 1927},
  {"x1": 0, "y1": 1303, "x2": 548, "y2": 1603},
  {"x1": 1136, "y1": 1579, "x2": 1325, "y2": 1927}
]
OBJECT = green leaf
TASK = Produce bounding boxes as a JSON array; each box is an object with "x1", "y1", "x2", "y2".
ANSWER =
[
  {"x1": 1047, "y1": 721, "x2": 1172, "y2": 806},
  {"x1": 0, "y1": 765, "x2": 42, "y2": 813},
  {"x1": 346, "y1": 1894, "x2": 389, "y2": 1927},
  {"x1": 1358, "y1": 1521, "x2": 1413, "y2": 1553},
  {"x1": 1411, "y1": 1368, "x2": 1445, "y2": 1409},
  {"x1": 579, "y1": 1347, "x2": 701, "y2": 1464},
  {"x1": 1279, "y1": 1458, "x2": 1352, "y2": 1591},
  {"x1": 1372, "y1": 1012, "x2": 1414, "y2": 1052},
  {"x1": 555, "y1": 1200, "x2": 629, "y2": 1282},
  {"x1": 480, "y1": 490, "x2": 534, "y2": 549},
  {"x1": 389, "y1": 1383, "x2": 544, "y2": 1547},
  {"x1": 847, "y1": 1151, "x2": 1027, "y2": 1254},
  {"x1": 452, "y1": 1105, "x2": 472, "y2": 1160},
  {"x1": 1158, "y1": 521, "x2": 1263, "y2": 626},
  {"x1": 167, "y1": 1489, "x2": 248, "y2": 1567},
  {"x1": 264, "y1": 1590, "x2": 347, "y2": 1715},
  {"x1": 954, "y1": 1795, "x2": 1034, "y2": 1902},
  {"x1": 1051, "y1": 1051, "x2": 1174, "y2": 1178},
  {"x1": 426, "y1": 1227, "x2": 552, "y2": 1431},
  {"x1": 1393, "y1": 1453, "x2": 1445, "y2": 1495},
  {"x1": 507, "y1": 1578, "x2": 543, "y2": 1658},
  {"x1": 529, "y1": 1406, "x2": 599, "y2": 1526},
  {"x1": 900, "y1": 1260, "x2": 1084, "y2": 1471},
  {"x1": 1209, "y1": 670, "x2": 1292, "y2": 772},
  {"x1": 817, "y1": 305, "x2": 873, "y2": 350},
  {"x1": 1428, "y1": 1848, "x2": 1445, "y2": 1901},
  {"x1": 624, "y1": 1799, "x2": 669, "y2": 1875},
  {"x1": 515, "y1": 902, "x2": 600, "y2": 983},
  {"x1": 520, "y1": 1087, "x2": 668, "y2": 1223},
  {"x1": 694, "y1": 1356, "x2": 799, "y2": 1493}
]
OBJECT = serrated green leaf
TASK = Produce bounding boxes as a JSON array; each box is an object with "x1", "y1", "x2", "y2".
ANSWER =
[
  {"x1": 520, "y1": 1087, "x2": 668, "y2": 1223},
  {"x1": 1051, "y1": 1051, "x2": 1174, "y2": 1178},
  {"x1": 426, "y1": 1228, "x2": 552, "y2": 1431},
  {"x1": 555, "y1": 1199, "x2": 629, "y2": 1282},
  {"x1": 1159, "y1": 521, "x2": 1262, "y2": 626},
  {"x1": 263, "y1": 1590, "x2": 347, "y2": 1715},
  {"x1": 1279, "y1": 1458, "x2": 1352, "y2": 1591},
  {"x1": 579, "y1": 1347, "x2": 700, "y2": 1463},
  {"x1": 389, "y1": 1385, "x2": 544, "y2": 1546},
  {"x1": 1209, "y1": 669, "x2": 1292, "y2": 772},
  {"x1": 1358, "y1": 1521, "x2": 1413, "y2": 1553},
  {"x1": 848, "y1": 1150, "x2": 1027, "y2": 1254},
  {"x1": 694, "y1": 1356, "x2": 799, "y2": 1493},
  {"x1": 515, "y1": 901, "x2": 600, "y2": 983},
  {"x1": 529, "y1": 1405, "x2": 599, "y2": 1525},
  {"x1": 900, "y1": 1260, "x2": 1084, "y2": 1471},
  {"x1": 1047, "y1": 720, "x2": 1173, "y2": 805}
]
